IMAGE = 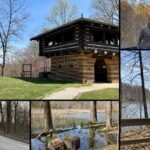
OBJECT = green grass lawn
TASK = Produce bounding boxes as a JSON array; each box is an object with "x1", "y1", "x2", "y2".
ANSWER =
[
  {"x1": 77, "y1": 88, "x2": 119, "y2": 100},
  {"x1": 0, "y1": 77, "x2": 81, "y2": 99}
]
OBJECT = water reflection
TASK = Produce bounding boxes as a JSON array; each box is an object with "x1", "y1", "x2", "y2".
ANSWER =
[{"x1": 56, "y1": 127, "x2": 117, "y2": 150}]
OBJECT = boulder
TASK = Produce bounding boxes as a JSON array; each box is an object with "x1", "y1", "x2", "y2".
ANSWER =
[
  {"x1": 47, "y1": 139, "x2": 66, "y2": 150},
  {"x1": 64, "y1": 136, "x2": 80, "y2": 150}
]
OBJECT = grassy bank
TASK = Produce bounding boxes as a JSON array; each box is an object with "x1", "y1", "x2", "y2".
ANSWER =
[
  {"x1": 78, "y1": 88, "x2": 119, "y2": 100},
  {"x1": 0, "y1": 77, "x2": 80, "y2": 99}
]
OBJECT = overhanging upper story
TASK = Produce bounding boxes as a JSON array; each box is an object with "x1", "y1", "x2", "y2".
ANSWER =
[{"x1": 31, "y1": 18, "x2": 119, "y2": 57}]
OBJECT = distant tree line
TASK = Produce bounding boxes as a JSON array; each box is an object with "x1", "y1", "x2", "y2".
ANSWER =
[
  {"x1": 122, "y1": 83, "x2": 150, "y2": 101},
  {"x1": 32, "y1": 101, "x2": 118, "y2": 112}
]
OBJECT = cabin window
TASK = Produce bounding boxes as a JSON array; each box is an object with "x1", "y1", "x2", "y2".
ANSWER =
[
  {"x1": 69, "y1": 64, "x2": 73, "y2": 68},
  {"x1": 63, "y1": 29, "x2": 74, "y2": 42},
  {"x1": 58, "y1": 64, "x2": 62, "y2": 69},
  {"x1": 91, "y1": 30, "x2": 103, "y2": 43},
  {"x1": 44, "y1": 29, "x2": 74, "y2": 47},
  {"x1": 90, "y1": 29, "x2": 118, "y2": 46},
  {"x1": 105, "y1": 33, "x2": 116, "y2": 45},
  {"x1": 53, "y1": 34, "x2": 62, "y2": 45},
  {"x1": 44, "y1": 38, "x2": 55, "y2": 47}
]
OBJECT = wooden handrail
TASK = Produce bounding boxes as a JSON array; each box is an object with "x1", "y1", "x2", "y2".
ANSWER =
[
  {"x1": 121, "y1": 119, "x2": 150, "y2": 126},
  {"x1": 121, "y1": 137, "x2": 150, "y2": 145}
]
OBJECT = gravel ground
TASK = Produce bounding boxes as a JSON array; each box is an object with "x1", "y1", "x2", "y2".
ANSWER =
[
  {"x1": 0, "y1": 135, "x2": 29, "y2": 150},
  {"x1": 43, "y1": 83, "x2": 119, "y2": 100}
]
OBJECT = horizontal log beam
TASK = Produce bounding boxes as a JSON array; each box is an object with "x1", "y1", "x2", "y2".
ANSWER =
[
  {"x1": 121, "y1": 137, "x2": 150, "y2": 145},
  {"x1": 121, "y1": 119, "x2": 150, "y2": 126}
]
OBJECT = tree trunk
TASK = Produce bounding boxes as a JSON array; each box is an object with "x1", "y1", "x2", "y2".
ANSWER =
[
  {"x1": 1, "y1": 47, "x2": 6, "y2": 76},
  {"x1": 6, "y1": 101, "x2": 11, "y2": 134},
  {"x1": 139, "y1": 50, "x2": 148, "y2": 118},
  {"x1": 90, "y1": 101, "x2": 97, "y2": 122},
  {"x1": 106, "y1": 101, "x2": 112, "y2": 129},
  {"x1": 0, "y1": 102, "x2": 4, "y2": 132},
  {"x1": 14, "y1": 102, "x2": 18, "y2": 131},
  {"x1": 44, "y1": 101, "x2": 53, "y2": 131}
]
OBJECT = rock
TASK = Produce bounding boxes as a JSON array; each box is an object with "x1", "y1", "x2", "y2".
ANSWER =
[
  {"x1": 64, "y1": 136, "x2": 80, "y2": 150},
  {"x1": 47, "y1": 139, "x2": 66, "y2": 150}
]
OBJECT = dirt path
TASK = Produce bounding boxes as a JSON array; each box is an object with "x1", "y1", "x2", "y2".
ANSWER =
[
  {"x1": 0, "y1": 135, "x2": 29, "y2": 150},
  {"x1": 43, "y1": 83, "x2": 118, "y2": 100}
]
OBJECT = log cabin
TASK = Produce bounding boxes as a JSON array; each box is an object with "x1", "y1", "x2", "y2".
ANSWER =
[{"x1": 31, "y1": 17, "x2": 119, "y2": 83}]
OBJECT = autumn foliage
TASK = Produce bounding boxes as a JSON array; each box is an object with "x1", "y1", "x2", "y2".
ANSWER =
[{"x1": 121, "y1": 0, "x2": 150, "y2": 46}]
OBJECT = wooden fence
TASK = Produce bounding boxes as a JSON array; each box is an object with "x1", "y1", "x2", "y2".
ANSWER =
[{"x1": 121, "y1": 119, "x2": 150, "y2": 145}]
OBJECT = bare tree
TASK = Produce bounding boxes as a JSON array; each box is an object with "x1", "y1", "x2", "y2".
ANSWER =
[
  {"x1": 90, "y1": 101, "x2": 97, "y2": 122},
  {"x1": 46, "y1": 0, "x2": 79, "y2": 27},
  {"x1": 23, "y1": 41, "x2": 39, "y2": 59},
  {"x1": 138, "y1": 50, "x2": 148, "y2": 118},
  {"x1": 106, "y1": 101, "x2": 112, "y2": 129},
  {"x1": 6, "y1": 101, "x2": 11, "y2": 134},
  {"x1": 91, "y1": 0, "x2": 119, "y2": 25},
  {"x1": 0, "y1": 101, "x2": 29, "y2": 141},
  {"x1": 13, "y1": 101, "x2": 19, "y2": 131},
  {"x1": 44, "y1": 101, "x2": 53, "y2": 131},
  {"x1": 0, "y1": 0, "x2": 29, "y2": 76},
  {"x1": 0, "y1": 102, "x2": 4, "y2": 132},
  {"x1": 121, "y1": 50, "x2": 149, "y2": 119}
]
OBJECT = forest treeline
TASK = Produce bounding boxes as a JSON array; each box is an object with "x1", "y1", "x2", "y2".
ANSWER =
[
  {"x1": 121, "y1": 0, "x2": 150, "y2": 45},
  {"x1": 122, "y1": 83, "x2": 150, "y2": 101},
  {"x1": 32, "y1": 101, "x2": 119, "y2": 111},
  {"x1": 0, "y1": 101, "x2": 29, "y2": 142}
]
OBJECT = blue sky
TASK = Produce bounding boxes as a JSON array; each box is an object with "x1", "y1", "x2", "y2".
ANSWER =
[
  {"x1": 14, "y1": 0, "x2": 92, "y2": 49},
  {"x1": 121, "y1": 51, "x2": 150, "y2": 89}
]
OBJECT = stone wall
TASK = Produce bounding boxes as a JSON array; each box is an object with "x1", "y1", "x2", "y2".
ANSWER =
[{"x1": 50, "y1": 53, "x2": 119, "y2": 83}]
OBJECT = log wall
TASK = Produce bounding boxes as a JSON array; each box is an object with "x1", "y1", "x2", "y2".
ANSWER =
[{"x1": 50, "y1": 53, "x2": 119, "y2": 83}]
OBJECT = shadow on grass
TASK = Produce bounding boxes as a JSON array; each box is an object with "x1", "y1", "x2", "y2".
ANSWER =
[{"x1": 13, "y1": 77, "x2": 74, "y2": 85}]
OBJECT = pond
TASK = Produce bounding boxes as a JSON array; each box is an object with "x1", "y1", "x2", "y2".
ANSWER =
[
  {"x1": 57, "y1": 127, "x2": 118, "y2": 150},
  {"x1": 63, "y1": 112, "x2": 118, "y2": 122},
  {"x1": 32, "y1": 111, "x2": 118, "y2": 150},
  {"x1": 32, "y1": 127, "x2": 118, "y2": 150}
]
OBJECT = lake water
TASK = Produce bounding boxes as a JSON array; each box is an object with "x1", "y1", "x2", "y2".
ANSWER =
[{"x1": 122, "y1": 101, "x2": 150, "y2": 119}]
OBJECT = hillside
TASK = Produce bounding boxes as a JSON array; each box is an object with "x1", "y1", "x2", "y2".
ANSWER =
[{"x1": 122, "y1": 83, "x2": 150, "y2": 101}]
